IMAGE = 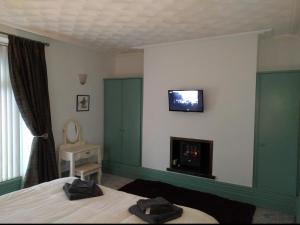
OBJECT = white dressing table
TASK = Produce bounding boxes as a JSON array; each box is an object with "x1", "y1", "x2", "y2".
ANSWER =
[{"x1": 58, "y1": 120, "x2": 102, "y2": 184}]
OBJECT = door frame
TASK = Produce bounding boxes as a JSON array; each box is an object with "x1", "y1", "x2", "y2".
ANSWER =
[{"x1": 253, "y1": 70, "x2": 300, "y2": 194}]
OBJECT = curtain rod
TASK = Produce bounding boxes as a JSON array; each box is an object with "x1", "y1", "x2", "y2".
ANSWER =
[{"x1": 0, "y1": 30, "x2": 50, "y2": 47}]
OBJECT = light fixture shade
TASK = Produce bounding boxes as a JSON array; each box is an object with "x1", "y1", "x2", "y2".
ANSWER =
[{"x1": 78, "y1": 73, "x2": 87, "y2": 85}]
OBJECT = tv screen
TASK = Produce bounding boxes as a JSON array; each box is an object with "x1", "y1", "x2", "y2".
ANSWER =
[{"x1": 168, "y1": 90, "x2": 203, "y2": 112}]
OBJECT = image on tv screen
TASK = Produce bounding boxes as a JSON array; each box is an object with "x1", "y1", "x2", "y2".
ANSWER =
[{"x1": 168, "y1": 90, "x2": 203, "y2": 112}]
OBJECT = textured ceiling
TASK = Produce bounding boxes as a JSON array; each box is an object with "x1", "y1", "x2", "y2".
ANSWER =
[{"x1": 0, "y1": 0, "x2": 299, "y2": 52}]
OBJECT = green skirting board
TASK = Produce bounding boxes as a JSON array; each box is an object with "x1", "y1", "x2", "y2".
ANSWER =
[
  {"x1": 0, "y1": 177, "x2": 22, "y2": 196},
  {"x1": 103, "y1": 161, "x2": 296, "y2": 216},
  {"x1": 0, "y1": 168, "x2": 296, "y2": 218}
]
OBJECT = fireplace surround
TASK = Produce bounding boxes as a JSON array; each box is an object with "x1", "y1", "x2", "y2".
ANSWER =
[{"x1": 167, "y1": 137, "x2": 215, "y2": 179}]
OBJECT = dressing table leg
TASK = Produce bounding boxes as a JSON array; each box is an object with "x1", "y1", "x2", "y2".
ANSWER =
[
  {"x1": 70, "y1": 155, "x2": 75, "y2": 177},
  {"x1": 80, "y1": 172, "x2": 85, "y2": 181},
  {"x1": 58, "y1": 153, "x2": 61, "y2": 178},
  {"x1": 97, "y1": 147, "x2": 102, "y2": 184},
  {"x1": 97, "y1": 169, "x2": 102, "y2": 184}
]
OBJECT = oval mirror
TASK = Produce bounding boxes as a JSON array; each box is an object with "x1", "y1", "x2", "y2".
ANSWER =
[{"x1": 65, "y1": 120, "x2": 79, "y2": 144}]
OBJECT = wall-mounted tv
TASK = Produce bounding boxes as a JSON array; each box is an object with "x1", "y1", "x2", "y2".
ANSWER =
[{"x1": 168, "y1": 90, "x2": 204, "y2": 112}]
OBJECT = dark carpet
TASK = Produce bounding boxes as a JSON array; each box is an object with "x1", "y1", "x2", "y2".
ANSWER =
[{"x1": 119, "y1": 179, "x2": 256, "y2": 224}]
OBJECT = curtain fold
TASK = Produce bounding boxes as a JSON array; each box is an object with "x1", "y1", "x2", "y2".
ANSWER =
[{"x1": 7, "y1": 35, "x2": 58, "y2": 188}]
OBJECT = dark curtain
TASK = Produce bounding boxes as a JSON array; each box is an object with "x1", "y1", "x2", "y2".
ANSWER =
[{"x1": 7, "y1": 35, "x2": 58, "y2": 188}]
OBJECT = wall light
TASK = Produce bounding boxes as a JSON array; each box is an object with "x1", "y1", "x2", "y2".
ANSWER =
[{"x1": 78, "y1": 73, "x2": 88, "y2": 85}]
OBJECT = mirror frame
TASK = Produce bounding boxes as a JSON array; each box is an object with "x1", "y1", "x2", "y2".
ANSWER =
[{"x1": 63, "y1": 120, "x2": 82, "y2": 145}]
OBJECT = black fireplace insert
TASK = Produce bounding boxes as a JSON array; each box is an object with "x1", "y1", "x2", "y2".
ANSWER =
[{"x1": 167, "y1": 137, "x2": 215, "y2": 179}]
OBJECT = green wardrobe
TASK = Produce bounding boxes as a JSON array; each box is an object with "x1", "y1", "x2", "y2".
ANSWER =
[
  {"x1": 103, "y1": 78, "x2": 143, "y2": 167},
  {"x1": 254, "y1": 71, "x2": 300, "y2": 197}
]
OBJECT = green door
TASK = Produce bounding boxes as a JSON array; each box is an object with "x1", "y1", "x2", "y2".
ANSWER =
[
  {"x1": 122, "y1": 79, "x2": 142, "y2": 167},
  {"x1": 254, "y1": 71, "x2": 300, "y2": 196},
  {"x1": 104, "y1": 79, "x2": 123, "y2": 163}
]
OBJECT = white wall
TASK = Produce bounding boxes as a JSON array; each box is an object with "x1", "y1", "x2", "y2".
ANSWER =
[
  {"x1": 108, "y1": 34, "x2": 300, "y2": 77},
  {"x1": 46, "y1": 41, "x2": 110, "y2": 149},
  {"x1": 0, "y1": 24, "x2": 111, "y2": 152},
  {"x1": 142, "y1": 34, "x2": 258, "y2": 187},
  {"x1": 112, "y1": 52, "x2": 144, "y2": 77},
  {"x1": 258, "y1": 35, "x2": 300, "y2": 72}
]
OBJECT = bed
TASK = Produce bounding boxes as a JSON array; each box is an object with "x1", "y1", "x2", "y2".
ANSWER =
[{"x1": 0, "y1": 177, "x2": 218, "y2": 224}]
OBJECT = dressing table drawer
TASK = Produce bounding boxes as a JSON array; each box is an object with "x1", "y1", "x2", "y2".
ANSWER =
[{"x1": 75, "y1": 148, "x2": 98, "y2": 161}]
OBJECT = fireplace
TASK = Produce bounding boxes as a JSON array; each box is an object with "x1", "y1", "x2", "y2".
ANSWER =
[{"x1": 167, "y1": 137, "x2": 215, "y2": 179}]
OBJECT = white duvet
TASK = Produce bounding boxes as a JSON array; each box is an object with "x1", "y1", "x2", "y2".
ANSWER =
[{"x1": 0, "y1": 177, "x2": 218, "y2": 224}]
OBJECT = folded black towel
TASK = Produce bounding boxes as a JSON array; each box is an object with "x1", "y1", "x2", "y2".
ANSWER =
[
  {"x1": 129, "y1": 197, "x2": 183, "y2": 223},
  {"x1": 68, "y1": 179, "x2": 96, "y2": 195},
  {"x1": 137, "y1": 197, "x2": 174, "y2": 215},
  {"x1": 148, "y1": 205, "x2": 175, "y2": 215},
  {"x1": 129, "y1": 204, "x2": 183, "y2": 224},
  {"x1": 63, "y1": 182, "x2": 103, "y2": 201}
]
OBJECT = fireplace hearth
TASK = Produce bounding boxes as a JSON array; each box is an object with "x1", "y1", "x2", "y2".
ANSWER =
[{"x1": 167, "y1": 137, "x2": 215, "y2": 179}]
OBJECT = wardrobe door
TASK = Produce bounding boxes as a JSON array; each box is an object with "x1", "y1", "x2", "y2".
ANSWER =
[
  {"x1": 254, "y1": 72, "x2": 300, "y2": 196},
  {"x1": 122, "y1": 78, "x2": 142, "y2": 167},
  {"x1": 104, "y1": 79, "x2": 123, "y2": 163}
]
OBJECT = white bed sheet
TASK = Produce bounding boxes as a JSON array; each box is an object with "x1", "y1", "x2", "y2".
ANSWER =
[{"x1": 0, "y1": 177, "x2": 218, "y2": 224}]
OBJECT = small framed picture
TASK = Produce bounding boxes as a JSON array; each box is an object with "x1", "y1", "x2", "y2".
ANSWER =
[{"x1": 76, "y1": 95, "x2": 90, "y2": 111}]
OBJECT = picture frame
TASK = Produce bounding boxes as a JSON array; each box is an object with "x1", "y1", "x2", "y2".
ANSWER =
[{"x1": 76, "y1": 95, "x2": 90, "y2": 112}]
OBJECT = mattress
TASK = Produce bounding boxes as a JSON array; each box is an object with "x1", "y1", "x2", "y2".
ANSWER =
[{"x1": 0, "y1": 177, "x2": 218, "y2": 224}]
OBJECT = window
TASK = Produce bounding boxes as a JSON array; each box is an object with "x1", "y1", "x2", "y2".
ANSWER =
[{"x1": 0, "y1": 44, "x2": 32, "y2": 182}]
